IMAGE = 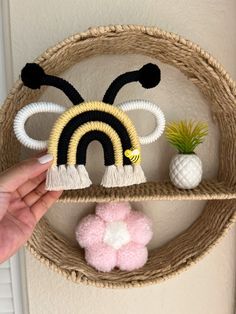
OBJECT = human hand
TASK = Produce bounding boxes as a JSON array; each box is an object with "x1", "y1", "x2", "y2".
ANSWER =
[{"x1": 0, "y1": 154, "x2": 62, "y2": 263}]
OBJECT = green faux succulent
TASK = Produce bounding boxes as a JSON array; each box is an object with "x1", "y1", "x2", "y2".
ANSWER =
[{"x1": 165, "y1": 120, "x2": 208, "y2": 154}]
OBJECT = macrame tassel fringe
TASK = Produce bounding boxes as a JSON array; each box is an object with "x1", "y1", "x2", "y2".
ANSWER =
[
  {"x1": 46, "y1": 165, "x2": 62, "y2": 190},
  {"x1": 76, "y1": 165, "x2": 92, "y2": 188},
  {"x1": 46, "y1": 165, "x2": 92, "y2": 190},
  {"x1": 133, "y1": 164, "x2": 146, "y2": 184},
  {"x1": 101, "y1": 165, "x2": 146, "y2": 188},
  {"x1": 101, "y1": 165, "x2": 120, "y2": 188},
  {"x1": 122, "y1": 165, "x2": 146, "y2": 186},
  {"x1": 123, "y1": 165, "x2": 134, "y2": 186},
  {"x1": 46, "y1": 164, "x2": 146, "y2": 190}
]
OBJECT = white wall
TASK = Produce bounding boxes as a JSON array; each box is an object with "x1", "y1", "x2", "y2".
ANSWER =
[{"x1": 7, "y1": 0, "x2": 236, "y2": 313}]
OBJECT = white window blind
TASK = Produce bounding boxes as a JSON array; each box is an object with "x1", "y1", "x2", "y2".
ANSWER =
[
  {"x1": 0, "y1": 2, "x2": 27, "y2": 314},
  {"x1": 0, "y1": 261, "x2": 14, "y2": 314}
]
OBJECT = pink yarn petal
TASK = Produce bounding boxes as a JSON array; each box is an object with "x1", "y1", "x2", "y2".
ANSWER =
[
  {"x1": 125, "y1": 211, "x2": 153, "y2": 245},
  {"x1": 96, "y1": 202, "x2": 131, "y2": 222},
  {"x1": 117, "y1": 242, "x2": 148, "y2": 271},
  {"x1": 75, "y1": 214, "x2": 105, "y2": 248},
  {"x1": 85, "y1": 243, "x2": 117, "y2": 272}
]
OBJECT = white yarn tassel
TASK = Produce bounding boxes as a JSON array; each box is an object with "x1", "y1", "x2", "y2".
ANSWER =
[
  {"x1": 122, "y1": 165, "x2": 146, "y2": 186},
  {"x1": 101, "y1": 164, "x2": 146, "y2": 188},
  {"x1": 77, "y1": 165, "x2": 92, "y2": 188},
  {"x1": 46, "y1": 165, "x2": 92, "y2": 190},
  {"x1": 116, "y1": 166, "x2": 125, "y2": 186},
  {"x1": 46, "y1": 165, "x2": 62, "y2": 191},
  {"x1": 101, "y1": 165, "x2": 121, "y2": 187},
  {"x1": 67, "y1": 165, "x2": 82, "y2": 188},
  {"x1": 123, "y1": 165, "x2": 134, "y2": 186},
  {"x1": 133, "y1": 164, "x2": 146, "y2": 184}
]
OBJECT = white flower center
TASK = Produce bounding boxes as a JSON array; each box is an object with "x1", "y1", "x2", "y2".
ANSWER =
[{"x1": 103, "y1": 221, "x2": 130, "y2": 250}]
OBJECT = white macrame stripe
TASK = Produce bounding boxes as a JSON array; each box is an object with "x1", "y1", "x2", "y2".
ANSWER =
[
  {"x1": 117, "y1": 99, "x2": 165, "y2": 144},
  {"x1": 13, "y1": 102, "x2": 66, "y2": 150}
]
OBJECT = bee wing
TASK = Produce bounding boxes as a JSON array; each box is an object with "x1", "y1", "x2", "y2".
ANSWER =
[
  {"x1": 132, "y1": 149, "x2": 140, "y2": 155},
  {"x1": 13, "y1": 102, "x2": 66, "y2": 150},
  {"x1": 116, "y1": 100, "x2": 165, "y2": 145}
]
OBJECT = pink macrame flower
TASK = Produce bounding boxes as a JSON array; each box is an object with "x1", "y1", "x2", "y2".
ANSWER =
[{"x1": 75, "y1": 202, "x2": 153, "y2": 272}]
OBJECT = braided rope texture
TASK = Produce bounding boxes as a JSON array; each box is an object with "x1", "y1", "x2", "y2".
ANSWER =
[{"x1": 0, "y1": 25, "x2": 236, "y2": 288}]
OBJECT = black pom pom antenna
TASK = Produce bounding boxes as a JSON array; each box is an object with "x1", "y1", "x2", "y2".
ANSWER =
[
  {"x1": 21, "y1": 63, "x2": 161, "y2": 105},
  {"x1": 21, "y1": 63, "x2": 84, "y2": 105},
  {"x1": 103, "y1": 63, "x2": 161, "y2": 104}
]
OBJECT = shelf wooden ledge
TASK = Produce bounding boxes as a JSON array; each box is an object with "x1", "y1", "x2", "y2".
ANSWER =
[{"x1": 58, "y1": 180, "x2": 236, "y2": 203}]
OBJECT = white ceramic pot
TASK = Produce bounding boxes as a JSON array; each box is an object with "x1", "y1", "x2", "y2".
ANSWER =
[{"x1": 169, "y1": 153, "x2": 202, "y2": 189}]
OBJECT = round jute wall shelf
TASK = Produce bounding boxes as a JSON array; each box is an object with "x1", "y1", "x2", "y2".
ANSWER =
[{"x1": 0, "y1": 25, "x2": 236, "y2": 288}]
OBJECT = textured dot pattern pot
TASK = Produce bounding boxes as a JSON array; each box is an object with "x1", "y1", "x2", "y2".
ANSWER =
[{"x1": 169, "y1": 154, "x2": 203, "y2": 189}]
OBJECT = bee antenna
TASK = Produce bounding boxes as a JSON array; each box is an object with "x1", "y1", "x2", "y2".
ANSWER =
[
  {"x1": 103, "y1": 63, "x2": 161, "y2": 104},
  {"x1": 21, "y1": 63, "x2": 84, "y2": 105}
]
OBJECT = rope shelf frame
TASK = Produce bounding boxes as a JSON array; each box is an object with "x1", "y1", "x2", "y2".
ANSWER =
[{"x1": 0, "y1": 25, "x2": 236, "y2": 288}]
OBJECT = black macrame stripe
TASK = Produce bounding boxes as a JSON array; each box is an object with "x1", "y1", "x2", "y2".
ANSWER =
[
  {"x1": 103, "y1": 71, "x2": 139, "y2": 105},
  {"x1": 42, "y1": 75, "x2": 84, "y2": 105},
  {"x1": 20, "y1": 63, "x2": 84, "y2": 105},
  {"x1": 76, "y1": 131, "x2": 115, "y2": 166},
  {"x1": 103, "y1": 64, "x2": 161, "y2": 105},
  {"x1": 57, "y1": 111, "x2": 132, "y2": 165}
]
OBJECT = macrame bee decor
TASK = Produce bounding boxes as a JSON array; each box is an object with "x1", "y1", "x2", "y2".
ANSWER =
[{"x1": 14, "y1": 63, "x2": 165, "y2": 190}]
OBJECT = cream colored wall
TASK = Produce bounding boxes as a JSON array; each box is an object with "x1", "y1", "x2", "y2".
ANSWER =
[{"x1": 7, "y1": 0, "x2": 236, "y2": 313}]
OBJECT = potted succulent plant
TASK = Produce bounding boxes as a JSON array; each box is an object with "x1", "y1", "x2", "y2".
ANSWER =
[{"x1": 165, "y1": 120, "x2": 208, "y2": 189}]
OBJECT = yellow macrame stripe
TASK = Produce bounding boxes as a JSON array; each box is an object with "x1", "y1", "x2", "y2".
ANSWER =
[
  {"x1": 48, "y1": 101, "x2": 140, "y2": 165},
  {"x1": 67, "y1": 121, "x2": 123, "y2": 166}
]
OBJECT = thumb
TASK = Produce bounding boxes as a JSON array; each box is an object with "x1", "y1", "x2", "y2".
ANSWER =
[{"x1": 0, "y1": 154, "x2": 53, "y2": 192}]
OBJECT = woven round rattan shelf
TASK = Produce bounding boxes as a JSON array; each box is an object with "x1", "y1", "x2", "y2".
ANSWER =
[{"x1": 0, "y1": 25, "x2": 236, "y2": 288}]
